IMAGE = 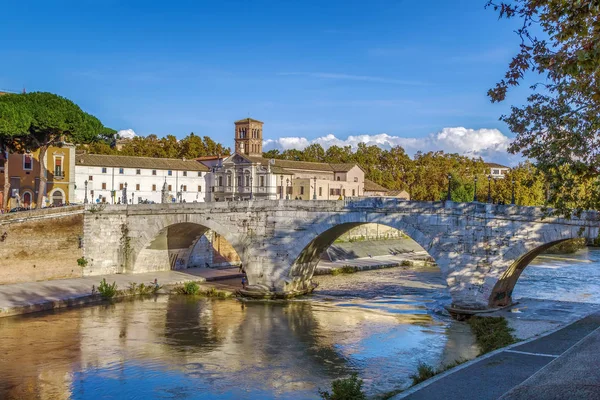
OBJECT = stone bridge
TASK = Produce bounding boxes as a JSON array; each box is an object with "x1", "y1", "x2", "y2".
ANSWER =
[{"x1": 82, "y1": 199, "x2": 599, "y2": 310}]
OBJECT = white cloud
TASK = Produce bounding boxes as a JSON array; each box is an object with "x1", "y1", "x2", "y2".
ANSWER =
[
  {"x1": 263, "y1": 127, "x2": 519, "y2": 165},
  {"x1": 117, "y1": 129, "x2": 137, "y2": 139}
]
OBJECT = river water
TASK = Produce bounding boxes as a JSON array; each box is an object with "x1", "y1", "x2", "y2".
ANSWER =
[{"x1": 1, "y1": 248, "x2": 599, "y2": 399}]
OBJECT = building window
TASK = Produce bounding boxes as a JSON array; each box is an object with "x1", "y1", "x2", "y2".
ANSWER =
[
  {"x1": 168, "y1": 170, "x2": 172, "y2": 176},
  {"x1": 183, "y1": 171, "x2": 187, "y2": 177},
  {"x1": 152, "y1": 184, "x2": 157, "y2": 191},
  {"x1": 219, "y1": 176, "x2": 223, "y2": 186},
  {"x1": 260, "y1": 176, "x2": 265, "y2": 187},
  {"x1": 336, "y1": 176, "x2": 340, "y2": 181},
  {"x1": 102, "y1": 183, "x2": 107, "y2": 190},
  {"x1": 88, "y1": 175, "x2": 93, "y2": 181},
  {"x1": 198, "y1": 171, "x2": 202, "y2": 177},
  {"x1": 23, "y1": 154, "x2": 33, "y2": 170},
  {"x1": 319, "y1": 187, "x2": 322, "y2": 196},
  {"x1": 54, "y1": 157, "x2": 63, "y2": 177},
  {"x1": 182, "y1": 185, "x2": 187, "y2": 191},
  {"x1": 119, "y1": 168, "x2": 124, "y2": 174},
  {"x1": 354, "y1": 177, "x2": 358, "y2": 182},
  {"x1": 300, "y1": 186, "x2": 305, "y2": 195},
  {"x1": 168, "y1": 185, "x2": 172, "y2": 191},
  {"x1": 136, "y1": 169, "x2": 141, "y2": 175},
  {"x1": 102, "y1": 167, "x2": 107, "y2": 173},
  {"x1": 152, "y1": 170, "x2": 156, "y2": 176},
  {"x1": 352, "y1": 189, "x2": 356, "y2": 196},
  {"x1": 227, "y1": 176, "x2": 231, "y2": 186},
  {"x1": 245, "y1": 175, "x2": 250, "y2": 187},
  {"x1": 90, "y1": 190, "x2": 94, "y2": 198},
  {"x1": 343, "y1": 189, "x2": 346, "y2": 196},
  {"x1": 136, "y1": 184, "x2": 140, "y2": 190},
  {"x1": 198, "y1": 185, "x2": 202, "y2": 192}
]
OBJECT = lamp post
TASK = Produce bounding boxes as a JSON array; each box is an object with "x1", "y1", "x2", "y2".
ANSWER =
[
  {"x1": 280, "y1": 175, "x2": 284, "y2": 200},
  {"x1": 122, "y1": 183, "x2": 127, "y2": 205},
  {"x1": 473, "y1": 176, "x2": 478, "y2": 202},
  {"x1": 487, "y1": 175, "x2": 492, "y2": 203},
  {"x1": 447, "y1": 174, "x2": 452, "y2": 201},
  {"x1": 180, "y1": 184, "x2": 184, "y2": 203},
  {"x1": 84, "y1": 180, "x2": 88, "y2": 204},
  {"x1": 131, "y1": 191, "x2": 135, "y2": 204},
  {"x1": 313, "y1": 176, "x2": 317, "y2": 200},
  {"x1": 286, "y1": 178, "x2": 290, "y2": 200},
  {"x1": 511, "y1": 179, "x2": 516, "y2": 205},
  {"x1": 250, "y1": 176, "x2": 253, "y2": 200}
]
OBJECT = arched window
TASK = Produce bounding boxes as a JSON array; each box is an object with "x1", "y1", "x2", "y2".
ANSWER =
[
  {"x1": 336, "y1": 176, "x2": 341, "y2": 181},
  {"x1": 51, "y1": 190, "x2": 64, "y2": 206},
  {"x1": 23, "y1": 192, "x2": 32, "y2": 207}
]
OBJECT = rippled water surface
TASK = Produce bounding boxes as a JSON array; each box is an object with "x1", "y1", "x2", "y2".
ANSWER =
[{"x1": 1, "y1": 248, "x2": 599, "y2": 399}]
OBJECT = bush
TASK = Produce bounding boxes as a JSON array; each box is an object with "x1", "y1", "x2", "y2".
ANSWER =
[
  {"x1": 409, "y1": 362, "x2": 436, "y2": 386},
  {"x1": 401, "y1": 260, "x2": 412, "y2": 267},
  {"x1": 319, "y1": 373, "x2": 366, "y2": 400},
  {"x1": 98, "y1": 278, "x2": 118, "y2": 299},
  {"x1": 175, "y1": 281, "x2": 200, "y2": 295},
  {"x1": 468, "y1": 316, "x2": 517, "y2": 354},
  {"x1": 77, "y1": 257, "x2": 88, "y2": 268}
]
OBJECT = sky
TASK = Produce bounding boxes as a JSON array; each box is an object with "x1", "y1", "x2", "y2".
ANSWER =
[{"x1": 0, "y1": 0, "x2": 532, "y2": 165}]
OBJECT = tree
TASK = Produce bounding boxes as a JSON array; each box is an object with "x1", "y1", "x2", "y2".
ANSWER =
[
  {"x1": 0, "y1": 95, "x2": 32, "y2": 210},
  {"x1": 487, "y1": 1, "x2": 600, "y2": 212},
  {"x1": 16, "y1": 92, "x2": 106, "y2": 207}
]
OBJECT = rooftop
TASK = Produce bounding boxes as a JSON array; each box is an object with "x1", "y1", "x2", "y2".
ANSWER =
[
  {"x1": 235, "y1": 118, "x2": 264, "y2": 124},
  {"x1": 485, "y1": 162, "x2": 510, "y2": 169},
  {"x1": 363, "y1": 179, "x2": 389, "y2": 192},
  {"x1": 76, "y1": 153, "x2": 209, "y2": 171},
  {"x1": 247, "y1": 156, "x2": 359, "y2": 173}
]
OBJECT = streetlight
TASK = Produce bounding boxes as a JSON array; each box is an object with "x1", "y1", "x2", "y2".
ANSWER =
[
  {"x1": 131, "y1": 191, "x2": 135, "y2": 204},
  {"x1": 84, "y1": 180, "x2": 88, "y2": 204},
  {"x1": 286, "y1": 178, "x2": 290, "y2": 200},
  {"x1": 473, "y1": 176, "x2": 478, "y2": 203},
  {"x1": 313, "y1": 176, "x2": 317, "y2": 200},
  {"x1": 447, "y1": 174, "x2": 452, "y2": 201},
  {"x1": 180, "y1": 184, "x2": 184, "y2": 203},
  {"x1": 487, "y1": 175, "x2": 492, "y2": 203},
  {"x1": 250, "y1": 176, "x2": 253, "y2": 200},
  {"x1": 511, "y1": 178, "x2": 516, "y2": 205},
  {"x1": 280, "y1": 175, "x2": 284, "y2": 200},
  {"x1": 122, "y1": 183, "x2": 127, "y2": 205}
]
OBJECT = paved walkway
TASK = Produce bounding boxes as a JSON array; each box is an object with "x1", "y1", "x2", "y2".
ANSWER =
[
  {"x1": 315, "y1": 252, "x2": 430, "y2": 274},
  {"x1": 0, "y1": 267, "x2": 243, "y2": 317},
  {"x1": 394, "y1": 312, "x2": 600, "y2": 400}
]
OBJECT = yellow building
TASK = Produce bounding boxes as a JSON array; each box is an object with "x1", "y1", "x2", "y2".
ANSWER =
[{"x1": 0, "y1": 144, "x2": 76, "y2": 208}]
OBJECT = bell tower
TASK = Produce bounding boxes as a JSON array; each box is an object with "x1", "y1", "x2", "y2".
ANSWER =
[{"x1": 234, "y1": 118, "x2": 263, "y2": 157}]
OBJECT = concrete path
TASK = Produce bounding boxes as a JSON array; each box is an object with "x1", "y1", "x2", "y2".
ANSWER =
[
  {"x1": 0, "y1": 267, "x2": 243, "y2": 318},
  {"x1": 315, "y1": 252, "x2": 430, "y2": 274},
  {"x1": 394, "y1": 312, "x2": 600, "y2": 400}
]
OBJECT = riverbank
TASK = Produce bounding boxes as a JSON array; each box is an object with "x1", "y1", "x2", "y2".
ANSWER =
[
  {"x1": 315, "y1": 252, "x2": 432, "y2": 275},
  {"x1": 0, "y1": 267, "x2": 243, "y2": 318}
]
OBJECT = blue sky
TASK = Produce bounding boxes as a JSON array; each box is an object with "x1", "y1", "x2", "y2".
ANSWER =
[{"x1": 0, "y1": 0, "x2": 528, "y2": 164}]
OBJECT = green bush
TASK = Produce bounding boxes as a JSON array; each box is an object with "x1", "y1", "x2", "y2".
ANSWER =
[
  {"x1": 98, "y1": 278, "x2": 118, "y2": 299},
  {"x1": 401, "y1": 260, "x2": 412, "y2": 267},
  {"x1": 77, "y1": 257, "x2": 88, "y2": 268},
  {"x1": 175, "y1": 281, "x2": 200, "y2": 295},
  {"x1": 468, "y1": 316, "x2": 517, "y2": 354},
  {"x1": 319, "y1": 373, "x2": 366, "y2": 400}
]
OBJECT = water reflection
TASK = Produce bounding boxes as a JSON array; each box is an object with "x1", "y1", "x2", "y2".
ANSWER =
[{"x1": 0, "y1": 266, "x2": 481, "y2": 399}]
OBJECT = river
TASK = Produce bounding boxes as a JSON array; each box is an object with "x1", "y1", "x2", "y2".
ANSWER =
[{"x1": 1, "y1": 248, "x2": 599, "y2": 399}]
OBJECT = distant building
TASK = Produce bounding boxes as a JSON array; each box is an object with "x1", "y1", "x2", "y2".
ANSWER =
[
  {"x1": 74, "y1": 153, "x2": 209, "y2": 204},
  {"x1": 204, "y1": 118, "x2": 365, "y2": 201},
  {"x1": 362, "y1": 179, "x2": 410, "y2": 200},
  {"x1": 0, "y1": 143, "x2": 76, "y2": 208},
  {"x1": 485, "y1": 162, "x2": 510, "y2": 179}
]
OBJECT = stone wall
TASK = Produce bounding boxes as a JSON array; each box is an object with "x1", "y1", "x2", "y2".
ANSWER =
[
  {"x1": 0, "y1": 210, "x2": 84, "y2": 284},
  {"x1": 335, "y1": 223, "x2": 405, "y2": 242}
]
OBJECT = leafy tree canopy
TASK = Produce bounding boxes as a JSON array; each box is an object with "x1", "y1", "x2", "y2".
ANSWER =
[{"x1": 487, "y1": 0, "x2": 600, "y2": 213}]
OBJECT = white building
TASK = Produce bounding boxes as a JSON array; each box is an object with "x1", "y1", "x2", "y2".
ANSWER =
[
  {"x1": 485, "y1": 162, "x2": 510, "y2": 179},
  {"x1": 74, "y1": 153, "x2": 210, "y2": 204},
  {"x1": 205, "y1": 118, "x2": 366, "y2": 202}
]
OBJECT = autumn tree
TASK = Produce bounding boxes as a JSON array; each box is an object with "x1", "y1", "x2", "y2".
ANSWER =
[{"x1": 487, "y1": 0, "x2": 600, "y2": 212}]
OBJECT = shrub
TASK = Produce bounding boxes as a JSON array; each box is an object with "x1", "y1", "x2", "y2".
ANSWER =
[
  {"x1": 468, "y1": 316, "x2": 517, "y2": 354},
  {"x1": 318, "y1": 373, "x2": 366, "y2": 400},
  {"x1": 77, "y1": 257, "x2": 88, "y2": 268},
  {"x1": 401, "y1": 260, "x2": 412, "y2": 267},
  {"x1": 409, "y1": 362, "x2": 436, "y2": 386},
  {"x1": 98, "y1": 278, "x2": 118, "y2": 299},
  {"x1": 175, "y1": 281, "x2": 200, "y2": 295}
]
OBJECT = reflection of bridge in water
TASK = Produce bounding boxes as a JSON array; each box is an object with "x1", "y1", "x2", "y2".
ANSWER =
[{"x1": 82, "y1": 199, "x2": 599, "y2": 310}]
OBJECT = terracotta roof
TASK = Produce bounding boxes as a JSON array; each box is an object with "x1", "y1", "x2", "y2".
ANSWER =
[
  {"x1": 485, "y1": 162, "x2": 510, "y2": 169},
  {"x1": 76, "y1": 153, "x2": 209, "y2": 171},
  {"x1": 363, "y1": 179, "x2": 389, "y2": 192},
  {"x1": 235, "y1": 118, "x2": 263, "y2": 124},
  {"x1": 196, "y1": 155, "x2": 222, "y2": 161},
  {"x1": 387, "y1": 190, "x2": 410, "y2": 198},
  {"x1": 329, "y1": 163, "x2": 362, "y2": 172}
]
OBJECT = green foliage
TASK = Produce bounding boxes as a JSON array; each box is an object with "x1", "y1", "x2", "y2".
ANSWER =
[
  {"x1": 318, "y1": 373, "x2": 366, "y2": 400},
  {"x1": 77, "y1": 257, "x2": 88, "y2": 268},
  {"x1": 331, "y1": 266, "x2": 357, "y2": 275},
  {"x1": 409, "y1": 362, "x2": 436, "y2": 385},
  {"x1": 544, "y1": 238, "x2": 586, "y2": 254},
  {"x1": 487, "y1": 1, "x2": 600, "y2": 213},
  {"x1": 401, "y1": 260, "x2": 412, "y2": 267},
  {"x1": 468, "y1": 316, "x2": 517, "y2": 355},
  {"x1": 175, "y1": 281, "x2": 200, "y2": 295},
  {"x1": 98, "y1": 278, "x2": 118, "y2": 299}
]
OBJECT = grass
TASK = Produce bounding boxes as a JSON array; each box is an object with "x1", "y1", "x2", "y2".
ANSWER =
[
  {"x1": 407, "y1": 358, "x2": 469, "y2": 387},
  {"x1": 318, "y1": 373, "x2": 366, "y2": 400},
  {"x1": 400, "y1": 260, "x2": 413, "y2": 267},
  {"x1": 173, "y1": 282, "x2": 233, "y2": 298},
  {"x1": 97, "y1": 278, "x2": 118, "y2": 299},
  {"x1": 468, "y1": 316, "x2": 517, "y2": 355},
  {"x1": 331, "y1": 265, "x2": 358, "y2": 275},
  {"x1": 174, "y1": 281, "x2": 200, "y2": 295}
]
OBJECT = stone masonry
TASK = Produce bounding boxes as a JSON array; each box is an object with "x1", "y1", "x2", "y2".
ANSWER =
[{"x1": 82, "y1": 199, "x2": 599, "y2": 310}]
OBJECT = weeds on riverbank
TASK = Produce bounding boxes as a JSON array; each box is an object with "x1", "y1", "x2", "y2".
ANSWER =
[
  {"x1": 175, "y1": 281, "x2": 200, "y2": 295},
  {"x1": 98, "y1": 278, "x2": 118, "y2": 299},
  {"x1": 407, "y1": 358, "x2": 469, "y2": 387},
  {"x1": 173, "y1": 282, "x2": 233, "y2": 298},
  {"x1": 127, "y1": 282, "x2": 162, "y2": 296},
  {"x1": 468, "y1": 316, "x2": 517, "y2": 354},
  {"x1": 331, "y1": 266, "x2": 358, "y2": 275},
  {"x1": 318, "y1": 373, "x2": 366, "y2": 400}
]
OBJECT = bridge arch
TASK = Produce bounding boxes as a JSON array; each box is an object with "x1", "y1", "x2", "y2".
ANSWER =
[
  {"x1": 287, "y1": 213, "x2": 438, "y2": 283},
  {"x1": 129, "y1": 216, "x2": 244, "y2": 273}
]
